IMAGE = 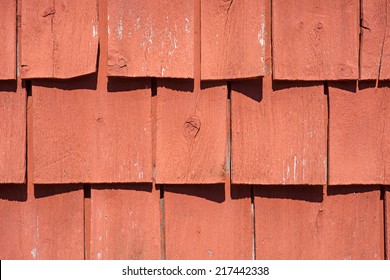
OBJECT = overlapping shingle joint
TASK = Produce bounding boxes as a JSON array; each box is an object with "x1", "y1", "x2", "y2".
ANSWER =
[{"x1": 0, "y1": 0, "x2": 389, "y2": 186}]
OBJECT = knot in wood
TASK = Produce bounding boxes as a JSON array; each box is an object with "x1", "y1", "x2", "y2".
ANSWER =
[{"x1": 183, "y1": 115, "x2": 201, "y2": 141}]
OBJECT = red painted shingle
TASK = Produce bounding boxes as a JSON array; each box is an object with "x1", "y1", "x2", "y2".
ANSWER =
[
  {"x1": 329, "y1": 82, "x2": 390, "y2": 185},
  {"x1": 90, "y1": 184, "x2": 160, "y2": 259},
  {"x1": 108, "y1": 0, "x2": 194, "y2": 78},
  {"x1": 165, "y1": 184, "x2": 252, "y2": 259},
  {"x1": 255, "y1": 186, "x2": 382, "y2": 259},
  {"x1": 272, "y1": 0, "x2": 359, "y2": 80},
  {"x1": 360, "y1": 0, "x2": 387, "y2": 80},
  {"x1": 156, "y1": 80, "x2": 226, "y2": 184},
  {"x1": 231, "y1": 77, "x2": 327, "y2": 185},
  {"x1": 201, "y1": 0, "x2": 267, "y2": 80},
  {"x1": 21, "y1": 0, "x2": 98, "y2": 78},
  {"x1": 33, "y1": 77, "x2": 152, "y2": 183},
  {"x1": 0, "y1": 84, "x2": 26, "y2": 183},
  {"x1": 0, "y1": 1, "x2": 16, "y2": 80}
]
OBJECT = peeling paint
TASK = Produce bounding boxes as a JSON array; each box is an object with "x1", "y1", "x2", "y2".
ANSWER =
[
  {"x1": 185, "y1": 17, "x2": 190, "y2": 34},
  {"x1": 116, "y1": 18, "x2": 123, "y2": 40},
  {"x1": 92, "y1": 25, "x2": 98, "y2": 38},
  {"x1": 293, "y1": 155, "x2": 297, "y2": 181}
]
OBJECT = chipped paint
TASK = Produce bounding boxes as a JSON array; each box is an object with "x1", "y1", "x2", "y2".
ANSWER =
[
  {"x1": 116, "y1": 18, "x2": 123, "y2": 40},
  {"x1": 92, "y1": 24, "x2": 98, "y2": 38},
  {"x1": 185, "y1": 17, "x2": 190, "y2": 34},
  {"x1": 293, "y1": 155, "x2": 297, "y2": 181}
]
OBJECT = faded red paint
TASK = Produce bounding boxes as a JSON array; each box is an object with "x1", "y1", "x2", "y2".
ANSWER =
[
  {"x1": 379, "y1": 2, "x2": 390, "y2": 79},
  {"x1": 231, "y1": 77, "x2": 327, "y2": 185},
  {"x1": 0, "y1": 1, "x2": 16, "y2": 79},
  {"x1": 329, "y1": 82, "x2": 390, "y2": 185},
  {"x1": 165, "y1": 183, "x2": 252, "y2": 259},
  {"x1": 201, "y1": 0, "x2": 267, "y2": 79},
  {"x1": 255, "y1": 186, "x2": 382, "y2": 259},
  {"x1": 107, "y1": 0, "x2": 194, "y2": 78},
  {"x1": 360, "y1": 0, "x2": 387, "y2": 80},
  {"x1": 272, "y1": 0, "x2": 359, "y2": 80},
  {"x1": 33, "y1": 77, "x2": 152, "y2": 183},
  {"x1": 21, "y1": 0, "x2": 98, "y2": 78},
  {"x1": 0, "y1": 83, "x2": 26, "y2": 183},
  {"x1": 90, "y1": 184, "x2": 160, "y2": 259},
  {"x1": 156, "y1": 80, "x2": 227, "y2": 184}
]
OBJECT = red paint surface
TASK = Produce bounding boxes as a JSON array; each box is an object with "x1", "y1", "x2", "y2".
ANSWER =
[
  {"x1": 201, "y1": 0, "x2": 266, "y2": 79},
  {"x1": 329, "y1": 83, "x2": 390, "y2": 185},
  {"x1": 90, "y1": 184, "x2": 160, "y2": 259},
  {"x1": 165, "y1": 183, "x2": 252, "y2": 259},
  {"x1": 33, "y1": 77, "x2": 152, "y2": 183},
  {"x1": 156, "y1": 80, "x2": 227, "y2": 184},
  {"x1": 0, "y1": 83, "x2": 26, "y2": 183},
  {"x1": 0, "y1": 184, "x2": 35, "y2": 259},
  {"x1": 0, "y1": 1, "x2": 16, "y2": 79},
  {"x1": 107, "y1": 0, "x2": 194, "y2": 78},
  {"x1": 255, "y1": 186, "x2": 382, "y2": 259},
  {"x1": 231, "y1": 77, "x2": 327, "y2": 185},
  {"x1": 1, "y1": 97, "x2": 84, "y2": 260},
  {"x1": 272, "y1": 0, "x2": 359, "y2": 80},
  {"x1": 379, "y1": 2, "x2": 390, "y2": 80},
  {"x1": 21, "y1": 0, "x2": 98, "y2": 78},
  {"x1": 360, "y1": 0, "x2": 387, "y2": 80}
]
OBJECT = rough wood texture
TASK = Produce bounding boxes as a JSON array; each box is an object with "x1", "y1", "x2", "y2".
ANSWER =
[
  {"x1": 107, "y1": 0, "x2": 194, "y2": 78},
  {"x1": 231, "y1": 77, "x2": 327, "y2": 185},
  {"x1": 329, "y1": 83, "x2": 390, "y2": 185},
  {"x1": 165, "y1": 184, "x2": 252, "y2": 259},
  {"x1": 201, "y1": 0, "x2": 266, "y2": 80},
  {"x1": 21, "y1": 0, "x2": 98, "y2": 78},
  {"x1": 379, "y1": 1, "x2": 390, "y2": 80},
  {"x1": 360, "y1": 0, "x2": 387, "y2": 80},
  {"x1": 272, "y1": 0, "x2": 359, "y2": 80},
  {"x1": 1, "y1": 97, "x2": 84, "y2": 260},
  {"x1": 34, "y1": 185, "x2": 84, "y2": 259},
  {"x1": 33, "y1": 77, "x2": 152, "y2": 183},
  {"x1": 0, "y1": 185, "x2": 35, "y2": 259},
  {"x1": 90, "y1": 184, "x2": 160, "y2": 259},
  {"x1": 0, "y1": 83, "x2": 26, "y2": 183},
  {"x1": 255, "y1": 186, "x2": 382, "y2": 259},
  {"x1": 156, "y1": 80, "x2": 226, "y2": 184},
  {"x1": 0, "y1": 1, "x2": 16, "y2": 79}
]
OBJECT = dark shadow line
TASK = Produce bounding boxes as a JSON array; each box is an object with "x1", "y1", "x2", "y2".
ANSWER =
[
  {"x1": 164, "y1": 184, "x2": 225, "y2": 203},
  {"x1": 327, "y1": 185, "x2": 381, "y2": 196},
  {"x1": 107, "y1": 77, "x2": 152, "y2": 92},
  {"x1": 253, "y1": 185, "x2": 323, "y2": 203},
  {"x1": 0, "y1": 184, "x2": 27, "y2": 202},
  {"x1": 32, "y1": 73, "x2": 98, "y2": 90}
]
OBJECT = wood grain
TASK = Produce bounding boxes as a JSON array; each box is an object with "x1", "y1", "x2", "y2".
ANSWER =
[
  {"x1": 107, "y1": 0, "x2": 194, "y2": 78},
  {"x1": 90, "y1": 184, "x2": 160, "y2": 259},
  {"x1": 156, "y1": 80, "x2": 226, "y2": 184},
  {"x1": 165, "y1": 183, "x2": 252, "y2": 259},
  {"x1": 21, "y1": 0, "x2": 98, "y2": 78},
  {"x1": 255, "y1": 186, "x2": 382, "y2": 259},
  {"x1": 0, "y1": 83, "x2": 26, "y2": 183},
  {"x1": 201, "y1": 0, "x2": 267, "y2": 80},
  {"x1": 1, "y1": 97, "x2": 84, "y2": 260},
  {"x1": 0, "y1": 1, "x2": 16, "y2": 79},
  {"x1": 328, "y1": 82, "x2": 390, "y2": 185},
  {"x1": 231, "y1": 77, "x2": 327, "y2": 185},
  {"x1": 379, "y1": 1, "x2": 390, "y2": 80},
  {"x1": 360, "y1": 0, "x2": 387, "y2": 80},
  {"x1": 33, "y1": 77, "x2": 152, "y2": 184},
  {"x1": 272, "y1": 0, "x2": 359, "y2": 80}
]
